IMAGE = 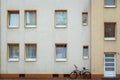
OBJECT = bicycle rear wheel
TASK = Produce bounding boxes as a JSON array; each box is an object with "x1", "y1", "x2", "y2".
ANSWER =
[
  {"x1": 70, "y1": 71, "x2": 77, "y2": 79},
  {"x1": 84, "y1": 71, "x2": 91, "y2": 79}
]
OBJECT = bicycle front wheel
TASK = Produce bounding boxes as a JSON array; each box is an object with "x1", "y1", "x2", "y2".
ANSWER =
[
  {"x1": 70, "y1": 71, "x2": 77, "y2": 79},
  {"x1": 84, "y1": 71, "x2": 91, "y2": 79}
]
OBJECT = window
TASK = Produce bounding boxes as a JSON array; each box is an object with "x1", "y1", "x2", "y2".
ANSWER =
[
  {"x1": 83, "y1": 46, "x2": 89, "y2": 59},
  {"x1": 82, "y1": 12, "x2": 88, "y2": 26},
  {"x1": 8, "y1": 11, "x2": 19, "y2": 28},
  {"x1": 104, "y1": 0, "x2": 116, "y2": 7},
  {"x1": 55, "y1": 10, "x2": 67, "y2": 28},
  {"x1": 25, "y1": 10, "x2": 36, "y2": 28},
  {"x1": 25, "y1": 44, "x2": 37, "y2": 61},
  {"x1": 104, "y1": 23, "x2": 116, "y2": 40},
  {"x1": 8, "y1": 44, "x2": 19, "y2": 61},
  {"x1": 55, "y1": 44, "x2": 67, "y2": 61}
]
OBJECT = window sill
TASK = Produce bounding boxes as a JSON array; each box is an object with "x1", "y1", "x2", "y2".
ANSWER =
[
  {"x1": 56, "y1": 25, "x2": 67, "y2": 28},
  {"x1": 56, "y1": 59, "x2": 67, "y2": 62},
  {"x1": 104, "y1": 5, "x2": 116, "y2": 8},
  {"x1": 82, "y1": 23, "x2": 88, "y2": 26},
  {"x1": 104, "y1": 38, "x2": 116, "y2": 41},
  {"x1": 25, "y1": 25, "x2": 36, "y2": 28},
  {"x1": 8, "y1": 26, "x2": 19, "y2": 29},
  {"x1": 25, "y1": 59, "x2": 36, "y2": 62},
  {"x1": 83, "y1": 57, "x2": 89, "y2": 59},
  {"x1": 8, "y1": 59, "x2": 19, "y2": 62}
]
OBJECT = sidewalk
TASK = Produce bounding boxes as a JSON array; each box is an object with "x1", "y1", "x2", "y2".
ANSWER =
[
  {"x1": 0, "y1": 78, "x2": 120, "y2": 80},
  {"x1": 0, "y1": 78, "x2": 90, "y2": 80},
  {"x1": 0, "y1": 78, "x2": 72, "y2": 80}
]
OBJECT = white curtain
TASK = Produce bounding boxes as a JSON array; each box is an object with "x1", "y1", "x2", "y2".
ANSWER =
[
  {"x1": 9, "y1": 45, "x2": 19, "y2": 59},
  {"x1": 56, "y1": 47, "x2": 66, "y2": 59},
  {"x1": 26, "y1": 12, "x2": 36, "y2": 25},
  {"x1": 83, "y1": 47, "x2": 88, "y2": 58},
  {"x1": 56, "y1": 12, "x2": 67, "y2": 25},
  {"x1": 26, "y1": 45, "x2": 36, "y2": 58},
  {"x1": 104, "y1": 0, "x2": 115, "y2": 5},
  {"x1": 10, "y1": 13, "x2": 19, "y2": 26}
]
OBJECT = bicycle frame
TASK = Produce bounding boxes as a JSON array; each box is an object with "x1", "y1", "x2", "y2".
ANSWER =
[
  {"x1": 80, "y1": 67, "x2": 89, "y2": 75},
  {"x1": 73, "y1": 64, "x2": 80, "y2": 74},
  {"x1": 70, "y1": 64, "x2": 91, "y2": 79}
]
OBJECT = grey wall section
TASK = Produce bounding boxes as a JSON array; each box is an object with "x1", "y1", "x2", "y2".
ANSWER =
[{"x1": 1, "y1": 0, "x2": 90, "y2": 74}]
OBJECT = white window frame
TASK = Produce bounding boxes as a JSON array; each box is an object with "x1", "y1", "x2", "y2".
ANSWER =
[
  {"x1": 8, "y1": 11, "x2": 19, "y2": 28},
  {"x1": 104, "y1": 0, "x2": 116, "y2": 7},
  {"x1": 8, "y1": 44, "x2": 19, "y2": 62},
  {"x1": 25, "y1": 44, "x2": 37, "y2": 62},
  {"x1": 25, "y1": 10, "x2": 37, "y2": 28},
  {"x1": 55, "y1": 10, "x2": 67, "y2": 28},
  {"x1": 55, "y1": 44, "x2": 67, "y2": 62},
  {"x1": 104, "y1": 23, "x2": 116, "y2": 41}
]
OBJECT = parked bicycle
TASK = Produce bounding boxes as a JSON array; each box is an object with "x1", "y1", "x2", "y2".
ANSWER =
[{"x1": 70, "y1": 64, "x2": 91, "y2": 79}]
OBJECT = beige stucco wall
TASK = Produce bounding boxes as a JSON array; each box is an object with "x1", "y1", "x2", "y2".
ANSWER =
[
  {"x1": 1, "y1": 0, "x2": 90, "y2": 74},
  {"x1": 91, "y1": 0, "x2": 120, "y2": 76}
]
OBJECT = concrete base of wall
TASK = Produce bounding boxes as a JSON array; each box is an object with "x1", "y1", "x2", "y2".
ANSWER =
[
  {"x1": 25, "y1": 74, "x2": 53, "y2": 78},
  {"x1": 91, "y1": 74, "x2": 120, "y2": 79},
  {"x1": 0, "y1": 74, "x2": 53, "y2": 79},
  {"x1": 0, "y1": 74, "x2": 66, "y2": 79},
  {"x1": 1, "y1": 74, "x2": 119, "y2": 79},
  {"x1": 0, "y1": 74, "x2": 19, "y2": 78},
  {"x1": 58, "y1": 74, "x2": 64, "y2": 78},
  {"x1": 117, "y1": 74, "x2": 120, "y2": 78},
  {"x1": 91, "y1": 74, "x2": 104, "y2": 79}
]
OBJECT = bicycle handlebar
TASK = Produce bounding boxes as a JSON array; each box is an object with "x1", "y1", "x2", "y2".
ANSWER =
[
  {"x1": 74, "y1": 64, "x2": 78, "y2": 69},
  {"x1": 73, "y1": 65, "x2": 89, "y2": 71}
]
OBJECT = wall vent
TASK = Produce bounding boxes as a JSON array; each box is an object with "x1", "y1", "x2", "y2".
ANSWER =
[{"x1": 19, "y1": 74, "x2": 25, "y2": 78}]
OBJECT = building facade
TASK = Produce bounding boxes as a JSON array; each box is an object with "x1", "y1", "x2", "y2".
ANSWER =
[
  {"x1": 0, "y1": 0, "x2": 1, "y2": 76},
  {"x1": 0, "y1": 0, "x2": 90, "y2": 78},
  {"x1": 91, "y1": 0, "x2": 120, "y2": 78}
]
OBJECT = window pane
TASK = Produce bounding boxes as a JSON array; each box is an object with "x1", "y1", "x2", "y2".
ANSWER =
[
  {"x1": 105, "y1": 54, "x2": 114, "y2": 57},
  {"x1": 56, "y1": 11, "x2": 67, "y2": 25},
  {"x1": 104, "y1": 23, "x2": 115, "y2": 38},
  {"x1": 26, "y1": 44, "x2": 36, "y2": 59},
  {"x1": 26, "y1": 11, "x2": 36, "y2": 25},
  {"x1": 9, "y1": 45, "x2": 19, "y2": 59},
  {"x1": 9, "y1": 13, "x2": 19, "y2": 27},
  {"x1": 105, "y1": 68, "x2": 114, "y2": 71},
  {"x1": 82, "y1": 13, "x2": 88, "y2": 25},
  {"x1": 83, "y1": 46, "x2": 88, "y2": 58},
  {"x1": 105, "y1": 63, "x2": 114, "y2": 66},
  {"x1": 56, "y1": 44, "x2": 66, "y2": 59},
  {"x1": 105, "y1": 59, "x2": 114, "y2": 62},
  {"x1": 56, "y1": 47, "x2": 66, "y2": 58},
  {"x1": 104, "y1": 0, "x2": 115, "y2": 6}
]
